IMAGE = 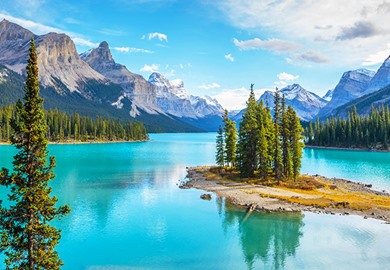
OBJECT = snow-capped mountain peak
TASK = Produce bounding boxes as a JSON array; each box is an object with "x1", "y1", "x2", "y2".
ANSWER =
[
  {"x1": 252, "y1": 84, "x2": 328, "y2": 121},
  {"x1": 148, "y1": 72, "x2": 224, "y2": 118}
]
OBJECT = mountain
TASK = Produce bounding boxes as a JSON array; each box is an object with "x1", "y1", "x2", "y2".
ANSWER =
[
  {"x1": 80, "y1": 41, "x2": 159, "y2": 116},
  {"x1": 322, "y1": 89, "x2": 334, "y2": 101},
  {"x1": 317, "y1": 69, "x2": 375, "y2": 118},
  {"x1": 363, "y1": 56, "x2": 390, "y2": 95},
  {"x1": 234, "y1": 84, "x2": 327, "y2": 122},
  {"x1": 331, "y1": 84, "x2": 390, "y2": 117},
  {"x1": 0, "y1": 19, "x2": 205, "y2": 132},
  {"x1": 81, "y1": 41, "x2": 224, "y2": 131},
  {"x1": 148, "y1": 72, "x2": 224, "y2": 130},
  {"x1": 0, "y1": 19, "x2": 106, "y2": 98},
  {"x1": 0, "y1": 19, "x2": 34, "y2": 73}
]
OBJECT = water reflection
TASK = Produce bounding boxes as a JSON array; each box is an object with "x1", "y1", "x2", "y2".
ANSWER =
[{"x1": 218, "y1": 199, "x2": 304, "y2": 270}]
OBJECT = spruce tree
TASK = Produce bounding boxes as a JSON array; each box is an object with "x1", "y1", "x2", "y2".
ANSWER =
[
  {"x1": 288, "y1": 106, "x2": 304, "y2": 180},
  {"x1": 257, "y1": 121, "x2": 269, "y2": 181},
  {"x1": 263, "y1": 104, "x2": 275, "y2": 180},
  {"x1": 0, "y1": 39, "x2": 70, "y2": 269},
  {"x1": 273, "y1": 88, "x2": 283, "y2": 182},
  {"x1": 223, "y1": 110, "x2": 237, "y2": 167},
  {"x1": 237, "y1": 84, "x2": 258, "y2": 177},
  {"x1": 280, "y1": 95, "x2": 292, "y2": 179},
  {"x1": 216, "y1": 125, "x2": 225, "y2": 167}
]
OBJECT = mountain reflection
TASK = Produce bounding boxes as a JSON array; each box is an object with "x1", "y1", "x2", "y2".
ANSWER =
[{"x1": 218, "y1": 199, "x2": 304, "y2": 270}]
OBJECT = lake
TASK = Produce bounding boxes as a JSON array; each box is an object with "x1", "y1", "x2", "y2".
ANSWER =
[{"x1": 0, "y1": 133, "x2": 389, "y2": 269}]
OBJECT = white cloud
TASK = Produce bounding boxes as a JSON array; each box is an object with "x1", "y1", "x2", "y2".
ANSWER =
[
  {"x1": 224, "y1": 53, "x2": 234, "y2": 62},
  {"x1": 233, "y1": 37, "x2": 301, "y2": 53},
  {"x1": 198, "y1": 83, "x2": 221, "y2": 90},
  {"x1": 294, "y1": 51, "x2": 330, "y2": 63},
  {"x1": 209, "y1": 1, "x2": 390, "y2": 66},
  {"x1": 212, "y1": 87, "x2": 268, "y2": 110},
  {"x1": 113, "y1": 47, "x2": 154, "y2": 53},
  {"x1": 275, "y1": 72, "x2": 299, "y2": 86},
  {"x1": 0, "y1": 13, "x2": 98, "y2": 48},
  {"x1": 140, "y1": 64, "x2": 159, "y2": 73},
  {"x1": 277, "y1": 72, "x2": 299, "y2": 82},
  {"x1": 72, "y1": 37, "x2": 98, "y2": 48},
  {"x1": 146, "y1": 32, "x2": 168, "y2": 42},
  {"x1": 362, "y1": 44, "x2": 390, "y2": 66}
]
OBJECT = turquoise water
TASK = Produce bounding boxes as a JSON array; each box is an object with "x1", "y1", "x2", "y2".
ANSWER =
[{"x1": 0, "y1": 133, "x2": 389, "y2": 269}]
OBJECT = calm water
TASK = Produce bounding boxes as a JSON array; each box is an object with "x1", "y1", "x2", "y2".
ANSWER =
[{"x1": 0, "y1": 133, "x2": 389, "y2": 269}]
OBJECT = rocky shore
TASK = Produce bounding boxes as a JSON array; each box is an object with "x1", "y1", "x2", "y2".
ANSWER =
[{"x1": 181, "y1": 166, "x2": 390, "y2": 223}]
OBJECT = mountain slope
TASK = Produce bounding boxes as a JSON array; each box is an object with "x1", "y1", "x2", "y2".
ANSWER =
[
  {"x1": 0, "y1": 20, "x2": 204, "y2": 132},
  {"x1": 0, "y1": 19, "x2": 106, "y2": 98},
  {"x1": 148, "y1": 72, "x2": 224, "y2": 130},
  {"x1": 331, "y1": 84, "x2": 390, "y2": 117},
  {"x1": 363, "y1": 56, "x2": 390, "y2": 95},
  {"x1": 322, "y1": 89, "x2": 334, "y2": 101},
  {"x1": 317, "y1": 69, "x2": 375, "y2": 118},
  {"x1": 80, "y1": 41, "x2": 159, "y2": 116},
  {"x1": 81, "y1": 42, "x2": 224, "y2": 131}
]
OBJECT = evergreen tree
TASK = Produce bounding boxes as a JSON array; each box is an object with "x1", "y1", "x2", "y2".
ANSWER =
[
  {"x1": 0, "y1": 39, "x2": 70, "y2": 269},
  {"x1": 263, "y1": 104, "x2": 276, "y2": 181},
  {"x1": 223, "y1": 110, "x2": 237, "y2": 167},
  {"x1": 307, "y1": 122, "x2": 313, "y2": 144},
  {"x1": 287, "y1": 106, "x2": 304, "y2": 180},
  {"x1": 280, "y1": 95, "x2": 292, "y2": 179},
  {"x1": 257, "y1": 112, "x2": 270, "y2": 181},
  {"x1": 306, "y1": 105, "x2": 390, "y2": 150},
  {"x1": 216, "y1": 125, "x2": 225, "y2": 166},
  {"x1": 237, "y1": 84, "x2": 258, "y2": 177},
  {"x1": 273, "y1": 87, "x2": 283, "y2": 182}
]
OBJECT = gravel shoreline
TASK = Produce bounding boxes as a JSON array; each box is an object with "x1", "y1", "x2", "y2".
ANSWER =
[{"x1": 182, "y1": 166, "x2": 390, "y2": 223}]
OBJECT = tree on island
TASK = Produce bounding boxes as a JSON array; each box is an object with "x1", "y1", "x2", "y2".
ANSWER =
[
  {"x1": 236, "y1": 84, "x2": 259, "y2": 177},
  {"x1": 216, "y1": 84, "x2": 304, "y2": 183},
  {"x1": 223, "y1": 110, "x2": 237, "y2": 167},
  {"x1": 0, "y1": 39, "x2": 70, "y2": 269},
  {"x1": 216, "y1": 125, "x2": 225, "y2": 167}
]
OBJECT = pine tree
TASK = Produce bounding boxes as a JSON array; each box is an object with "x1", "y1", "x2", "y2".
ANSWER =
[
  {"x1": 307, "y1": 122, "x2": 313, "y2": 144},
  {"x1": 216, "y1": 125, "x2": 225, "y2": 167},
  {"x1": 0, "y1": 39, "x2": 70, "y2": 270},
  {"x1": 257, "y1": 122, "x2": 269, "y2": 181},
  {"x1": 273, "y1": 87, "x2": 283, "y2": 182},
  {"x1": 280, "y1": 95, "x2": 292, "y2": 179},
  {"x1": 237, "y1": 84, "x2": 258, "y2": 177},
  {"x1": 288, "y1": 106, "x2": 304, "y2": 180},
  {"x1": 223, "y1": 110, "x2": 237, "y2": 167}
]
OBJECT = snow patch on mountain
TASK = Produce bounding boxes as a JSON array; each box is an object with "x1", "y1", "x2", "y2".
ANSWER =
[
  {"x1": 112, "y1": 95, "x2": 125, "y2": 109},
  {"x1": 318, "y1": 68, "x2": 375, "y2": 118},
  {"x1": 149, "y1": 72, "x2": 224, "y2": 118},
  {"x1": 234, "y1": 84, "x2": 327, "y2": 122},
  {"x1": 322, "y1": 89, "x2": 334, "y2": 101}
]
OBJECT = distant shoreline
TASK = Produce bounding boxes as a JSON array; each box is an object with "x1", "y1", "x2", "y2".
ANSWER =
[
  {"x1": 305, "y1": 145, "x2": 390, "y2": 153},
  {"x1": 0, "y1": 139, "x2": 148, "y2": 145},
  {"x1": 182, "y1": 166, "x2": 390, "y2": 223}
]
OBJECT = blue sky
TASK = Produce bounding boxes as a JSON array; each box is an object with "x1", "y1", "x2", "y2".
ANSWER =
[{"x1": 1, "y1": 0, "x2": 389, "y2": 110}]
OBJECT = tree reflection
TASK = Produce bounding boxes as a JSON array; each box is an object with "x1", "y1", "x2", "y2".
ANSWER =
[{"x1": 219, "y1": 200, "x2": 304, "y2": 270}]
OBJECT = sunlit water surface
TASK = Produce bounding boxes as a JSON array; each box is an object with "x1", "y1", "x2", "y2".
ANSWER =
[{"x1": 0, "y1": 133, "x2": 389, "y2": 269}]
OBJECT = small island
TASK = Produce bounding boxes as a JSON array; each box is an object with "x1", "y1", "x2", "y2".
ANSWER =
[
  {"x1": 182, "y1": 166, "x2": 390, "y2": 223},
  {"x1": 182, "y1": 86, "x2": 390, "y2": 224}
]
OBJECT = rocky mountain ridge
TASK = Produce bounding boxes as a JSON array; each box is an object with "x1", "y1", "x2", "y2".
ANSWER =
[{"x1": 0, "y1": 19, "x2": 224, "y2": 132}]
